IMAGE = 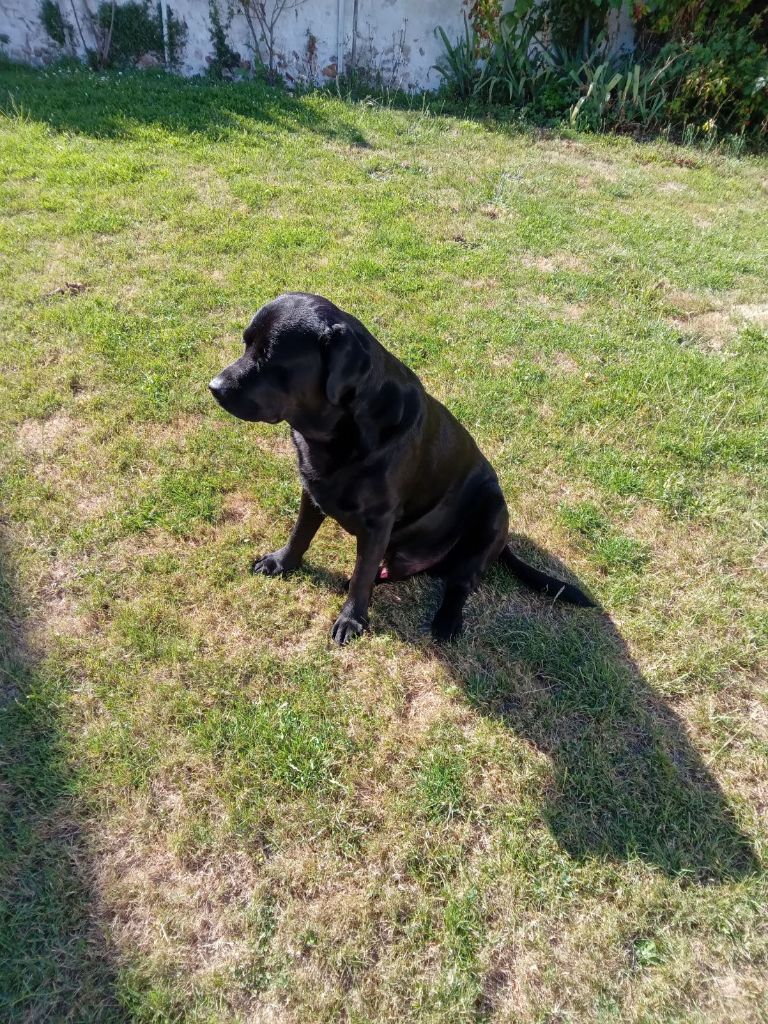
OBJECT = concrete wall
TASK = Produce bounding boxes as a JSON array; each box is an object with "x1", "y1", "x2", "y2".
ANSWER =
[
  {"x1": 0, "y1": 1, "x2": 633, "y2": 88},
  {"x1": 0, "y1": 0, "x2": 467, "y2": 89},
  {"x1": 1, "y1": 0, "x2": 63, "y2": 66}
]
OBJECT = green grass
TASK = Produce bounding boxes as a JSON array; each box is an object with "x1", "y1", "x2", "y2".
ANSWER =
[{"x1": 1, "y1": 60, "x2": 767, "y2": 1022}]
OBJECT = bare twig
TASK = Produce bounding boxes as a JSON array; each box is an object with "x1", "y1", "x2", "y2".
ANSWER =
[
  {"x1": 99, "y1": 0, "x2": 116, "y2": 69},
  {"x1": 239, "y1": 0, "x2": 307, "y2": 77},
  {"x1": 68, "y1": 0, "x2": 90, "y2": 56},
  {"x1": 240, "y1": 1, "x2": 265, "y2": 69}
]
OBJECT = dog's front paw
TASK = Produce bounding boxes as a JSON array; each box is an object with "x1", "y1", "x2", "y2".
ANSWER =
[
  {"x1": 331, "y1": 609, "x2": 369, "y2": 645},
  {"x1": 251, "y1": 548, "x2": 299, "y2": 576}
]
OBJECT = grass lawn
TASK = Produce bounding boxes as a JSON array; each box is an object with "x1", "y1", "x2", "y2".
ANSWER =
[{"x1": 0, "y1": 61, "x2": 766, "y2": 1022}]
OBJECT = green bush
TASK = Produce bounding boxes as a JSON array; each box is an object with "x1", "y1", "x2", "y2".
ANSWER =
[
  {"x1": 663, "y1": 30, "x2": 768, "y2": 135},
  {"x1": 434, "y1": 0, "x2": 767, "y2": 142},
  {"x1": 476, "y1": 7, "x2": 548, "y2": 105},
  {"x1": 629, "y1": 0, "x2": 767, "y2": 137},
  {"x1": 569, "y1": 49, "x2": 685, "y2": 130},
  {"x1": 40, "y1": 0, "x2": 69, "y2": 48},
  {"x1": 433, "y1": 16, "x2": 482, "y2": 99},
  {"x1": 206, "y1": 0, "x2": 241, "y2": 79},
  {"x1": 96, "y1": 1, "x2": 186, "y2": 69}
]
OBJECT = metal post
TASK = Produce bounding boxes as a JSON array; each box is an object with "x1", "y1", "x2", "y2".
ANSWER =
[
  {"x1": 351, "y1": 0, "x2": 359, "y2": 70},
  {"x1": 337, "y1": 0, "x2": 345, "y2": 77},
  {"x1": 159, "y1": 0, "x2": 170, "y2": 69}
]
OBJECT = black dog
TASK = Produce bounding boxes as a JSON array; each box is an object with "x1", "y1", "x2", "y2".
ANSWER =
[{"x1": 209, "y1": 293, "x2": 593, "y2": 644}]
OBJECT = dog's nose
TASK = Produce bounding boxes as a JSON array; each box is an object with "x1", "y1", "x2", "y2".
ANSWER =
[{"x1": 208, "y1": 375, "x2": 225, "y2": 397}]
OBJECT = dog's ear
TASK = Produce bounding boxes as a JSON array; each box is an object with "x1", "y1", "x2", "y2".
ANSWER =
[{"x1": 321, "y1": 322, "x2": 372, "y2": 405}]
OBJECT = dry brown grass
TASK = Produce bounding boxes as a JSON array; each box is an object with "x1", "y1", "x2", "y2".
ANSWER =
[
  {"x1": 16, "y1": 411, "x2": 84, "y2": 456},
  {"x1": 518, "y1": 252, "x2": 587, "y2": 273},
  {"x1": 669, "y1": 292, "x2": 768, "y2": 351}
]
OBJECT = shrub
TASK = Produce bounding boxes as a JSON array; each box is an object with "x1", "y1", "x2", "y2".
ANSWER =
[
  {"x1": 570, "y1": 49, "x2": 685, "y2": 130},
  {"x1": 40, "y1": 0, "x2": 69, "y2": 48},
  {"x1": 96, "y1": 1, "x2": 186, "y2": 69},
  {"x1": 433, "y1": 16, "x2": 482, "y2": 99},
  {"x1": 636, "y1": 0, "x2": 767, "y2": 137},
  {"x1": 434, "y1": 0, "x2": 767, "y2": 141},
  {"x1": 206, "y1": 0, "x2": 241, "y2": 79},
  {"x1": 663, "y1": 30, "x2": 768, "y2": 136},
  {"x1": 463, "y1": 0, "x2": 503, "y2": 55},
  {"x1": 476, "y1": 6, "x2": 549, "y2": 105}
]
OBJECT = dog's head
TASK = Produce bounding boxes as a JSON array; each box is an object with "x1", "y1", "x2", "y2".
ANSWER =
[{"x1": 209, "y1": 293, "x2": 372, "y2": 428}]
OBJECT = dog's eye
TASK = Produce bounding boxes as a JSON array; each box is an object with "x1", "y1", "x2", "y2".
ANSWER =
[
  {"x1": 251, "y1": 344, "x2": 272, "y2": 371},
  {"x1": 243, "y1": 340, "x2": 263, "y2": 367}
]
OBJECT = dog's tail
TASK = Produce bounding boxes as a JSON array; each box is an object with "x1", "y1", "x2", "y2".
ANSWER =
[{"x1": 498, "y1": 545, "x2": 595, "y2": 607}]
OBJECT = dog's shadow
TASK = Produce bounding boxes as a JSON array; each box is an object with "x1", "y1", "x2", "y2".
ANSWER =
[{"x1": 305, "y1": 537, "x2": 758, "y2": 881}]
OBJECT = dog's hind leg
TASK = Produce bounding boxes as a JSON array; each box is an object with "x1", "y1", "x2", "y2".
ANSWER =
[
  {"x1": 430, "y1": 484, "x2": 509, "y2": 641},
  {"x1": 431, "y1": 577, "x2": 476, "y2": 641}
]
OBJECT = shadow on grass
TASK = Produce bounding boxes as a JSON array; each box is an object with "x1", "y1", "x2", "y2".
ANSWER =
[
  {"x1": 0, "y1": 59, "x2": 370, "y2": 147},
  {"x1": 2, "y1": 57, "x2": 762, "y2": 166},
  {"x1": 0, "y1": 535, "x2": 126, "y2": 1021},
  {"x1": 372, "y1": 535, "x2": 758, "y2": 883}
]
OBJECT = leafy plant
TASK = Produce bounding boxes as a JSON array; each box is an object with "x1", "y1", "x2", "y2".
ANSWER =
[
  {"x1": 569, "y1": 49, "x2": 683, "y2": 128},
  {"x1": 546, "y1": 0, "x2": 612, "y2": 53},
  {"x1": 664, "y1": 30, "x2": 768, "y2": 136},
  {"x1": 42, "y1": 1, "x2": 185, "y2": 69},
  {"x1": 569, "y1": 55, "x2": 621, "y2": 126},
  {"x1": 433, "y1": 16, "x2": 482, "y2": 99},
  {"x1": 463, "y1": 0, "x2": 503, "y2": 55},
  {"x1": 434, "y1": 0, "x2": 767, "y2": 140},
  {"x1": 207, "y1": 0, "x2": 241, "y2": 78},
  {"x1": 40, "y1": 0, "x2": 69, "y2": 48},
  {"x1": 98, "y1": 0, "x2": 152, "y2": 65},
  {"x1": 93, "y1": 1, "x2": 116, "y2": 69},
  {"x1": 475, "y1": 6, "x2": 548, "y2": 104},
  {"x1": 636, "y1": 0, "x2": 768, "y2": 137}
]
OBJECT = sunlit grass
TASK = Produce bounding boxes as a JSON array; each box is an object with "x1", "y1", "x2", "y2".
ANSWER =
[{"x1": 1, "y1": 60, "x2": 766, "y2": 1022}]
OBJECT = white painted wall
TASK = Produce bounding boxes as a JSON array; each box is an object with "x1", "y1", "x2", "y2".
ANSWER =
[
  {"x1": 0, "y1": 1, "x2": 633, "y2": 88},
  {"x1": 161, "y1": 0, "x2": 470, "y2": 89},
  {"x1": 0, "y1": 0, "x2": 467, "y2": 89},
  {"x1": 1, "y1": 0, "x2": 63, "y2": 65}
]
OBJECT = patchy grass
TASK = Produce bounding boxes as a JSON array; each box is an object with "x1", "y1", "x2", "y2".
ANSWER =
[{"x1": 1, "y1": 60, "x2": 767, "y2": 1022}]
